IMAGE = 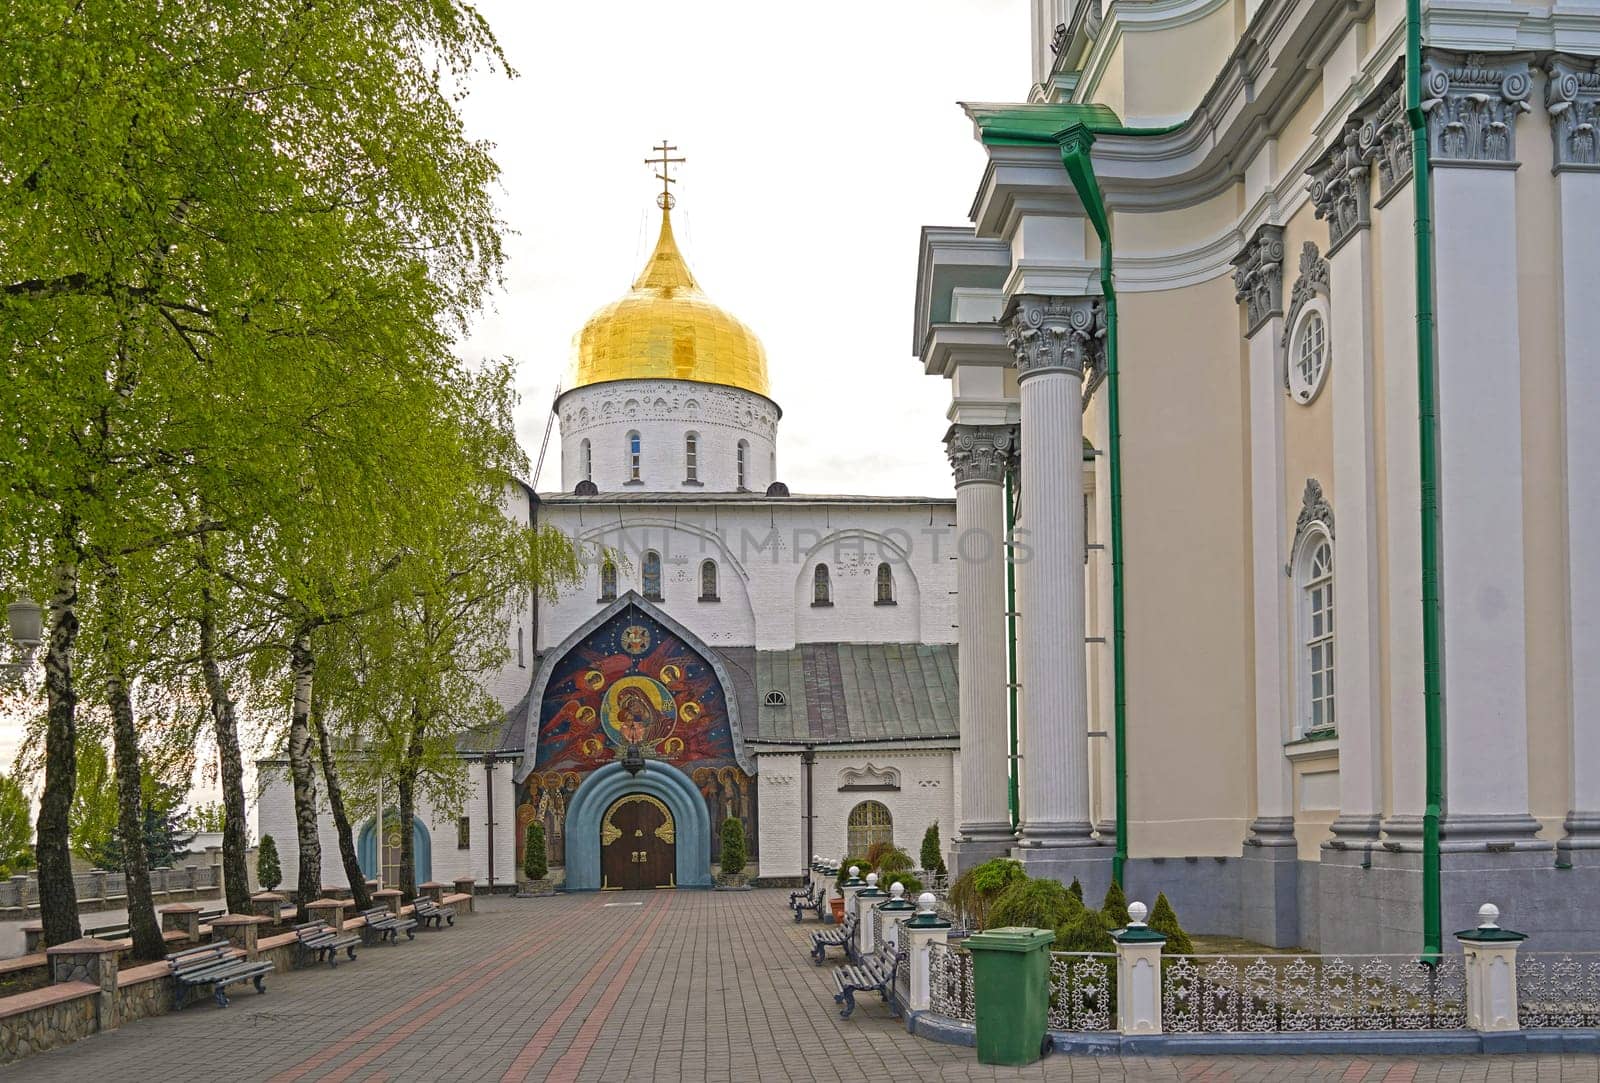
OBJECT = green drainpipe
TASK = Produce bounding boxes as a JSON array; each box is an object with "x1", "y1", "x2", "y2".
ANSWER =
[
  {"x1": 1406, "y1": 0, "x2": 1444, "y2": 964},
  {"x1": 1056, "y1": 121, "x2": 1178, "y2": 887},
  {"x1": 1005, "y1": 467, "x2": 1021, "y2": 833}
]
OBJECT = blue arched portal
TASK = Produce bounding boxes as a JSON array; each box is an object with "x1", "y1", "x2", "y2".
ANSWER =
[
  {"x1": 356, "y1": 813, "x2": 432, "y2": 886},
  {"x1": 564, "y1": 760, "x2": 711, "y2": 890}
]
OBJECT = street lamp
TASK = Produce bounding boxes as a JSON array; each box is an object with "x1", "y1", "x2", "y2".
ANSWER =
[{"x1": 3, "y1": 599, "x2": 43, "y2": 685}]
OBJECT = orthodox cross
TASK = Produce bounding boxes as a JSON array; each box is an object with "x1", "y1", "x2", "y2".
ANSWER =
[{"x1": 645, "y1": 140, "x2": 685, "y2": 210}]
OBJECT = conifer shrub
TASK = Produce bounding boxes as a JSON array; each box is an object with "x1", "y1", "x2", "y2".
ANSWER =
[
  {"x1": 1148, "y1": 892, "x2": 1194, "y2": 955},
  {"x1": 1053, "y1": 907, "x2": 1117, "y2": 954},
  {"x1": 1067, "y1": 877, "x2": 1084, "y2": 903},
  {"x1": 1101, "y1": 878, "x2": 1130, "y2": 927},
  {"x1": 876, "y1": 847, "x2": 914, "y2": 873},
  {"x1": 920, "y1": 822, "x2": 946, "y2": 875},
  {"x1": 881, "y1": 871, "x2": 924, "y2": 897},
  {"x1": 719, "y1": 817, "x2": 746, "y2": 877},
  {"x1": 987, "y1": 877, "x2": 1082, "y2": 931},
  {"x1": 523, "y1": 821, "x2": 548, "y2": 882},
  {"x1": 256, "y1": 834, "x2": 281, "y2": 892},
  {"x1": 949, "y1": 857, "x2": 1026, "y2": 930}
]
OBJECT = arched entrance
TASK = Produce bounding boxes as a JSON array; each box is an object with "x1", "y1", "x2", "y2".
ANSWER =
[{"x1": 601, "y1": 794, "x2": 676, "y2": 890}]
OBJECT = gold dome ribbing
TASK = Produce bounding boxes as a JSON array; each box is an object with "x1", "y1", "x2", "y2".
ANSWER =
[{"x1": 571, "y1": 209, "x2": 771, "y2": 399}]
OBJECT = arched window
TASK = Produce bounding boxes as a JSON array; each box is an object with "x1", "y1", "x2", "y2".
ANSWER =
[
  {"x1": 812, "y1": 563, "x2": 832, "y2": 606},
  {"x1": 736, "y1": 440, "x2": 749, "y2": 490},
  {"x1": 875, "y1": 562, "x2": 895, "y2": 605},
  {"x1": 599, "y1": 559, "x2": 618, "y2": 602},
  {"x1": 1296, "y1": 530, "x2": 1335, "y2": 735},
  {"x1": 643, "y1": 550, "x2": 662, "y2": 601},
  {"x1": 763, "y1": 690, "x2": 787, "y2": 707},
  {"x1": 684, "y1": 432, "x2": 699, "y2": 483},
  {"x1": 626, "y1": 430, "x2": 642, "y2": 482},
  {"x1": 580, "y1": 438, "x2": 592, "y2": 482},
  {"x1": 846, "y1": 800, "x2": 893, "y2": 857},
  {"x1": 699, "y1": 559, "x2": 718, "y2": 601}
]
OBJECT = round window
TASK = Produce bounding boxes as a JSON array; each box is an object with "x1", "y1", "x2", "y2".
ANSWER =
[{"x1": 1289, "y1": 308, "x2": 1330, "y2": 404}]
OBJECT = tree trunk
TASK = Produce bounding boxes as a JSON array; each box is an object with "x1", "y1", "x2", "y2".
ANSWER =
[
  {"x1": 36, "y1": 559, "x2": 82, "y2": 947},
  {"x1": 287, "y1": 628, "x2": 322, "y2": 918},
  {"x1": 105, "y1": 666, "x2": 165, "y2": 961},
  {"x1": 308, "y1": 701, "x2": 371, "y2": 911},
  {"x1": 198, "y1": 586, "x2": 253, "y2": 914},
  {"x1": 397, "y1": 772, "x2": 418, "y2": 902}
]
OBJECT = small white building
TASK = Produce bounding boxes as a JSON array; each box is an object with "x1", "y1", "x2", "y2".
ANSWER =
[{"x1": 259, "y1": 198, "x2": 961, "y2": 890}]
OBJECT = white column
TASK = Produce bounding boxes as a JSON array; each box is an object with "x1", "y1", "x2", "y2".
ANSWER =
[
  {"x1": 1312, "y1": 144, "x2": 1383, "y2": 840},
  {"x1": 1547, "y1": 56, "x2": 1600, "y2": 850},
  {"x1": 1004, "y1": 295, "x2": 1097, "y2": 846},
  {"x1": 1233, "y1": 225, "x2": 1296, "y2": 846},
  {"x1": 946, "y1": 425, "x2": 1019, "y2": 862},
  {"x1": 1425, "y1": 52, "x2": 1540, "y2": 845}
]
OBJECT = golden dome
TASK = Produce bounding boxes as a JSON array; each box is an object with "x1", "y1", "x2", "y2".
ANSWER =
[{"x1": 571, "y1": 209, "x2": 771, "y2": 399}]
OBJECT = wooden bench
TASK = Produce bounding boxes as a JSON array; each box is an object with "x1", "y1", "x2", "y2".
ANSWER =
[
  {"x1": 810, "y1": 912, "x2": 857, "y2": 965},
  {"x1": 412, "y1": 897, "x2": 455, "y2": 928},
  {"x1": 832, "y1": 941, "x2": 904, "y2": 1020},
  {"x1": 167, "y1": 943, "x2": 273, "y2": 1010},
  {"x1": 358, "y1": 905, "x2": 417, "y2": 945},
  {"x1": 293, "y1": 920, "x2": 361, "y2": 968}
]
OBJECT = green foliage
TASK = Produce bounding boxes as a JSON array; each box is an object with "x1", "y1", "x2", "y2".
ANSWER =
[
  {"x1": 523, "y1": 821, "x2": 547, "y2": 882},
  {"x1": 1053, "y1": 907, "x2": 1117, "y2": 954},
  {"x1": 864, "y1": 840, "x2": 895, "y2": 869},
  {"x1": 68, "y1": 741, "x2": 118, "y2": 867},
  {"x1": 876, "y1": 847, "x2": 914, "y2": 874},
  {"x1": 1067, "y1": 877, "x2": 1084, "y2": 903},
  {"x1": 835, "y1": 855, "x2": 868, "y2": 895},
  {"x1": 1148, "y1": 892, "x2": 1194, "y2": 955},
  {"x1": 257, "y1": 835, "x2": 282, "y2": 892},
  {"x1": 0, "y1": 774, "x2": 32, "y2": 878},
  {"x1": 1101, "y1": 878, "x2": 1130, "y2": 927},
  {"x1": 987, "y1": 877, "x2": 1083, "y2": 931},
  {"x1": 719, "y1": 817, "x2": 746, "y2": 877},
  {"x1": 949, "y1": 858, "x2": 1027, "y2": 930},
  {"x1": 185, "y1": 803, "x2": 227, "y2": 834},
  {"x1": 881, "y1": 872, "x2": 924, "y2": 897},
  {"x1": 919, "y1": 822, "x2": 945, "y2": 875}
]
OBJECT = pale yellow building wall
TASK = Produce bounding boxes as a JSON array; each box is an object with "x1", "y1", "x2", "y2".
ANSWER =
[
  {"x1": 1095, "y1": 38, "x2": 1127, "y2": 120},
  {"x1": 1278, "y1": 199, "x2": 1335, "y2": 548},
  {"x1": 1119, "y1": 275, "x2": 1254, "y2": 857},
  {"x1": 1114, "y1": 186, "x2": 1242, "y2": 255},
  {"x1": 1122, "y1": 0, "x2": 1240, "y2": 122}
]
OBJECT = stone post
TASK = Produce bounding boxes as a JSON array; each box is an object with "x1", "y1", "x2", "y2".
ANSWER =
[
  {"x1": 453, "y1": 876, "x2": 476, "y2": 898},
  {"x1": 372, "y1": 888, "x2": 403, "y2": 915},
  {"x1": 365, "y1": 878, "x2": 380, "y2": 896},
  {"x1": 419, "y1": 881, "x2": 447, "y2": 905},
  {"x1": 250, "y1": 891, "x2": 288, "y2": 923},
  {"x1": 88, "y1": 869, "x2": 108, "y2": 902},
  {"x1": 46, "y1": 938, "x2": 121, "y2": 1031},
  {"x1": 161, "y1": 903, "x2": 203, "y2": 942},
  {"x1": 185, "y1": 864, "x2": 199, "y2": 892},
  {"x1": 946, "y1": 423, "x2": 1020, "y2": 872},
  {"x1": 210, "y1": 913, "x2": 267, "y2": 959},
  {"x1": 1003, "y1": 295, "x2": 1101, "y2": 874},
  {"x1": 877, "y1": 882, "x2": 916, "y2": 954},
  {"x1": 904, "y1": 893, "x2": 953, "y2": 1013},
  {"x1": 1112, "y1": 902, "x2": 1166, "y2": 1035},
  {"x1": 307, "y1": 898, "x2": 352, "y2": 931},
  {"x1": 22, "y1": 924, "x2": 44, "y2": 955},
  {"x1": 1457, "y1": 903, "x2": 1527, "y2": 1033},
  {"x1": 854, "y1": 873, "x2": 884, "y2": 956}
]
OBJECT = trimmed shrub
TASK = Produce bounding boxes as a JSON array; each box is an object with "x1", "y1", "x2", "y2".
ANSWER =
[
  {"x1": 1067, "y1": 877, "x2": 1083, "y2": 903},
  {"x1": 876, "y1": 847, "x2": 914, "y2": 874},
  {"x1": 256, "y1": 834, "x2": 281, "y2": 891},
  {"x1": 1054, "y1": 907, "x2": 1116, "y2": 954},
  {"x1": 920, "y1": 822, "x2": 945, "y2": 875},
  {"x1": 949, "y1": 857, "x2": 1027, "y2": 930},
  {"x1": 881, "y1": 871, "x2": 924, "y2": 897},
  {"x1": 719, "y1": 817, "x2": 746, "y2": 876},
  {"x1": 988, "y1": 877, "x2": 1082, "y2": 931},
  {"x1": 524, "y1": 820, "x2": 548, "y2": 882},
  {"x1": 1101, "y1": 878, "x2": 1130, "y2": 927},
  {"x1": 1148, "y1": 892, "x2": 1194, "y2": 955}
]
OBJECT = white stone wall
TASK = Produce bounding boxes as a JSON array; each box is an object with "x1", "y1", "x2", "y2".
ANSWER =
[
  {"x1": 254, "y1": 757, "x2": 520, "y2": 892},
  {"x1": 802, "y1": 748, "x2": 957, "y2": 874},
  {"x1": 482, "y1": 480, "x2": 537, "y2": 713},
  {"x1": 755, "y1": 751, "x2": 805, "y2": 875},
  {"x1": 557, "y1": 380, "x2": 779, "y2": 494},
  {"x1": 537, "y1": 500, "x2": 957, "y2": 652}
]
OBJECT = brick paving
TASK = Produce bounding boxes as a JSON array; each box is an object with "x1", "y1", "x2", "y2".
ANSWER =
[{"x1": 11, "y1": 889, "x2": 1600, "y2": 1081}]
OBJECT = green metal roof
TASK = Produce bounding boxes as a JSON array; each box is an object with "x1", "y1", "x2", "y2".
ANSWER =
[
  {"x1": 963, "y1": 102, "x2": 1124, "y2": 145},
  {"x1": 753, "y1": 642, "x2": 959, "y2": 743}
]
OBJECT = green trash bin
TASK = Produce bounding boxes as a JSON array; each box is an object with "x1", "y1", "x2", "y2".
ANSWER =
[{"x1": 966, "y1": 926, "x2": 1055, "y2": 1066}]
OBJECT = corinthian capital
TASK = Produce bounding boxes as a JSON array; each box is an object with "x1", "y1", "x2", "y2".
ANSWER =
[
  {"x1": 945, "y1": 424, "x2": 1017, "y2": 487},
  {"x1": 1355, "y1": 63, "x2": 1414, "y2": 200},
  {"x1": 1002, "y1": 295, "x2": 1105, "y2": 380},
  {"x1": 1421, "y1": 51, "x2": 1533, "y2": 165},
  {"x1": 1306, "y1": 125, "x2": 1371, "y2": 255},
  {"x1": 1231, "y1": 224, "x2": 1285, "y2": 336},
  {"x1": 1546, "y1": 55, "x2": 1600, "y2": 171}
]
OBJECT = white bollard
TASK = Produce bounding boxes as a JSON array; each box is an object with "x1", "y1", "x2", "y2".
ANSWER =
[
  {"x1": 854, "y1": 872, "x2": 884, "y2": 955},
  {"x1": 904, "y1": 892, "x2": 952, "y2": 1013},
  {"x1": 1112, "y1": 901, "x2": 1166, "y2": 1035},
  {"x1": 1457, "y1": 903, "x2": 1526, "y2": 1033}
]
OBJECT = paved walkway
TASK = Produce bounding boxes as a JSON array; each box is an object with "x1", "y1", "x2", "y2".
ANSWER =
[{"x1": 13, "y1": 890, "x2": 1600, "y2": 1081}]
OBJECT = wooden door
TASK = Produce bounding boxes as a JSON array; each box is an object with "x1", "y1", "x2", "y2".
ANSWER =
[{"x1": 600, "y1": 795, "x2": 676, "y2": 890}]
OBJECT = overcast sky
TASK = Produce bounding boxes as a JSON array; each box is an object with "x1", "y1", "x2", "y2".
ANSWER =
[{"x1": 455, "y1": 0, "x2": 1030, "y2": 498}]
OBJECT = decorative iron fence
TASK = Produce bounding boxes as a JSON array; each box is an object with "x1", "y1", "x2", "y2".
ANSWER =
[
  {"x1": 1048, "y1": 952, "x2": 1115, "y2": 1031},
  {"x1": 929, "y1": 942, "x2": 975, "y2": 1023},
  {"x1": 1161, "y1": 954, "x2": 1466, "y2": 1033},
  {"x1": 1517, "y1": 952, "x2": 1600, "y2": 1027}
]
